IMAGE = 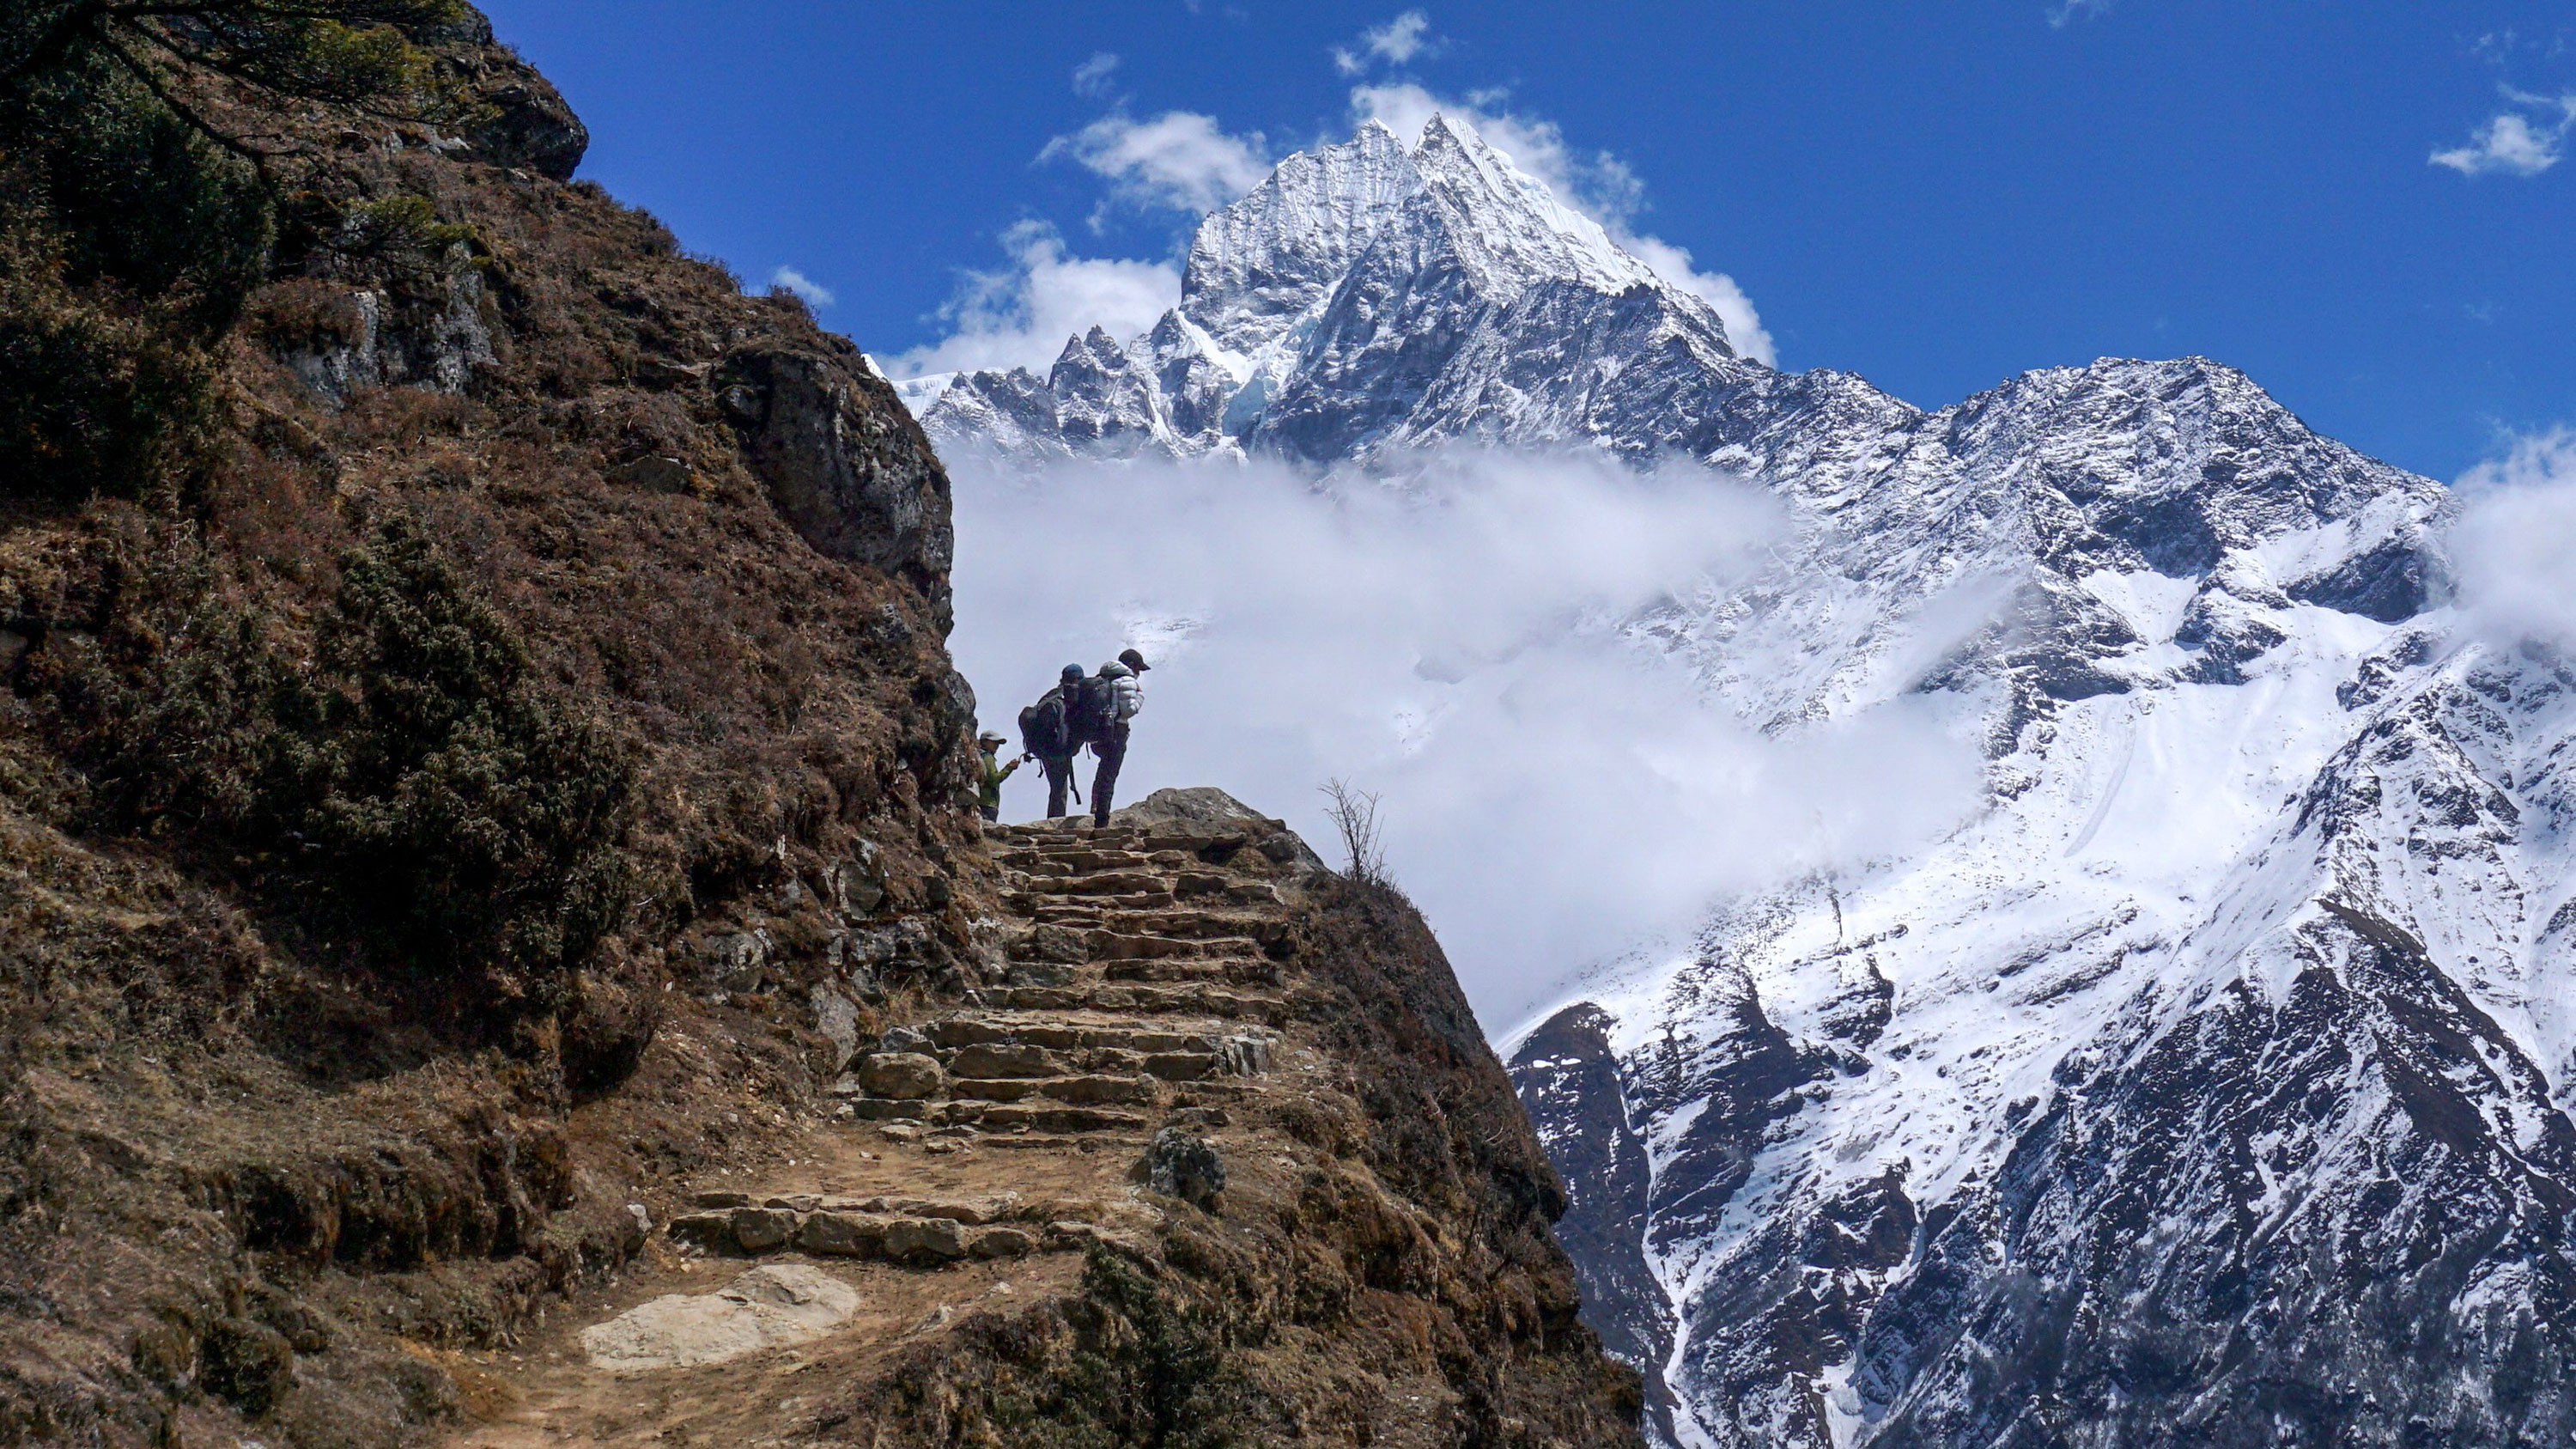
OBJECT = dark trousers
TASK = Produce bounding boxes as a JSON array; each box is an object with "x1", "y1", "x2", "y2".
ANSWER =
[
  {"x1": 1040, "y1": 753, "x2": 1075, "y2": 818},
  {"x1": 1091, "y1": 724, "x2": 1129, "y2": 826}
]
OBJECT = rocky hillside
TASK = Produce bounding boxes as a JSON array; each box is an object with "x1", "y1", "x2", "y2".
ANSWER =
[
  {"x1": 0, "y1": 9, "x2": 1643, "y2": 1447},
  {"x1": 919, "y1": 114, "x2": 2576, "y2": 1449},
  {"x1": 454, "y1": 789, "x2": 1641, "y2": 1448}
]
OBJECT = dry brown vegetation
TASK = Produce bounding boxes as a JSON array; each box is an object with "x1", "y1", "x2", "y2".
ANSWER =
[{"x1": 0, "y1": 15, "x2": 986, "y2": 1446}]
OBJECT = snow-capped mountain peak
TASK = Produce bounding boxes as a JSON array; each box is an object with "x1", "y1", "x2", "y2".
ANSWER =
[
  {"x1": 1177, "y1": 117, "x2": 1420, "y2": 355},
  {"x1": 1404, "y1": 113, "x2": 1660, "y2": 300},
  {"x1": 914, "y1": 114, "x2": 1738, "y2": 466}
]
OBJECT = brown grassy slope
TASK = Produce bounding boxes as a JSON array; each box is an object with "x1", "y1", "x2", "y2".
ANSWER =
[{"x1": 0, "y1": 18, "x2": 988, "y2": 1448}]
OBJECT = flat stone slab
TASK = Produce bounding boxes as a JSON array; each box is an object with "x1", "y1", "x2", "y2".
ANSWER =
[{"x1": 579, "y1": 1264, "x2": 860, "y2": 1373}]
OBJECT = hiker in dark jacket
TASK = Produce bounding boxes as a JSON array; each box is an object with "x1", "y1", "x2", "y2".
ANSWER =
[
  {"x1": 975, "y1": 732, "x2": 1021, "y2": 823},
  {"x1": 1018, "y1": 663, "x2": 1086, "y2": 819},
  {"x1": 1084, "y1": 648, "x2": 1149, "y2": 827}
]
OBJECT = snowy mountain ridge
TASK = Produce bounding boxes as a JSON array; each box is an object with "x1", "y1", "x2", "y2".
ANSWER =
[{"x1": 914, "y1": 116, "x2": 2576, "y2": 1449}]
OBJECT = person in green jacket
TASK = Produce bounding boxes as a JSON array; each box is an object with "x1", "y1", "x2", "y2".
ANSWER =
[{"x1": 976, "y1": 732, "x2": 1023, "y2": 822}]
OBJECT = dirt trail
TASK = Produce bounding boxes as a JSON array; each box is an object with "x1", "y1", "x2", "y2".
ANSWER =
[{"x1": 446, "y1": 811, "x2": 1323, "y2": 1447}]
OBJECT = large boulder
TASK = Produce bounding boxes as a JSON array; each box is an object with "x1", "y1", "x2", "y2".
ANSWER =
[
  {"x1": 579, "y1": 1264, "x2": 860, "y2": 1372},
  {"x1": 1111, "y1": 788, "x2": 1327, "y2": 870},
  {"x1": 419, "y1": 11, "x2": 591, "y2": 180},
  {"x1": 856, "y1": 1051, "x2": 946, "y2": 1099},
  {"x1": 1140, "y1": 1127, "x2": 1225, "y2": 1211},
  {"x1": 718, "y1": 341, "x2": 957, "y2": 606}
]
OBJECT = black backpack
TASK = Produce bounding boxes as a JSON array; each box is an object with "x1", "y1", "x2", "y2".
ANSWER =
[
  {"x1": 1018, "y1": 688, "x2": 1071, "y2": 758},
  {"x1": 1066, "y1": 673, "x2": 1116, "y2": 747}
]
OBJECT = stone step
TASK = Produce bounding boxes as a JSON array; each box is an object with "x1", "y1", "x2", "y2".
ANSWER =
[
  {"x1": 1088, "y1": 929, "x2": 1265, "y2": 962},
  {"x1": 923, "y1": 1015, "x2": 1233, "y2": 1056},
  {"x1": 992, "y1": 984, "x2": 1286, "y2": 1020},
  {"x1": 1131, "y1": 832, "x2": 1273, "y2": 855},
  {"x1": 1103, "y1": 958, "x2": 1282, "y2": 987},
  {"x1": 1005, "y1": 890, "x2": 1173, "y2": 914},
  {"x1": 1015, "y1": 871, "x2": 1176, "y2": 897},
  {"x1": 997, "y1": 857, "x2": 1158, "y2": 880},
  {"x1": 1002, "y1": 858, "x2": 1078, "y2": 879},
  {"x1": 948, "y1": 1102, "x2": 1153, "y2": 1135},
  {"x1": 999, "y1": 825, "x2": 1146, "y2": 847},
  {"x1": 944, "y1": 1074, "x2": 1160, "y2": 1106},
  {"x1": 1003, "y1": 847, "x2": 1187, "y2": 872},
  {"x1": 667, "y1": 1203, "x2": 1044, "y2": 1264},
  {"x1": 1091, "y1": 910, "x2": 1282, "y2": 941},
  {"x1": 1025, "y1": 907, "x2": 1278, "y2": 943}
]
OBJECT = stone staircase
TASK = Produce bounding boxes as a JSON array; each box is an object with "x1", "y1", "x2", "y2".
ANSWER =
[
  {"x1": 636, "y1": 814, "x2": 1315, "y2": 1271},
  {"x1": 448, "y1": 806, "x2": 1334, "y2": 1446},
  {"x1": 441, "y1": 800, "x2": 1643, "y2": 1447}
]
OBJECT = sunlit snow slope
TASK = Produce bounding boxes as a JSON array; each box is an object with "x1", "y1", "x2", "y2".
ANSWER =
[{"x1": 912, "y1": 116, "x2": 2576, "y2": 1449}]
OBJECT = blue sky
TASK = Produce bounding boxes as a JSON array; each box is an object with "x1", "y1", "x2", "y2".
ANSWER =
[{"x1": 475, "y1": 0, "x2": 2573, "y2": 480}]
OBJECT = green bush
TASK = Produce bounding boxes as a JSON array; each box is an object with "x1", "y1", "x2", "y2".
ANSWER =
[
  {"x1": 1049, "y1": 1250, "x2": 1242, "y2": 1449},
  {"x1": 314, "y1": 515, "x2": 635, "y2": 1002},
  {"x1": 0, "y1": 238, "x2": 216, "y2": 505},
  {"x1": 48, "y1": 516, "x2": 636, "y2": 1013}
]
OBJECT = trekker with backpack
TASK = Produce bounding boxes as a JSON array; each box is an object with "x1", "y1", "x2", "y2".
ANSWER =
[
  {"x1": 1083, "y1": 648, "x2": 1149, "y2": 827},
  {"x1": 1017, "y1": 664, "x2": 1087, "y2": 819}
]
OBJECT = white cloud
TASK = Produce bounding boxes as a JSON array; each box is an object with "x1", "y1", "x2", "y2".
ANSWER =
[
  {"x1": 2451, "y1": 428, "x2": 2576, "y2": 647},
  {"x1": 1351, "y1": 84, "x2": 1779, "y2": 364},
  {"x1": 949, "y1": 448, "x2": 1978, "y2": 1022},
  {"x1": 1619, "y1": 234, "x2": 1779, "y2": 371},
  {"x1": 768, "y1": 265, "x2": 835, "y2": 307},
  {"x1": 885, "y1": 222, "x2": 1179, "y2": 378},
  {"x1": 1334, "y1": 10, "x2": 1436, "y2": 76},
  {"x1": 1071, "y1": 52, "x2": 1121, "y2": 98},
  {"x1": 2047, "y1": 0, "x2": 2111, "y2": 27},
  {"x1": 1041, "y1": 109, "x2": 1272, "y2": 216},
  {"x1": 2431, "y1": 90, "x2": 2576, "y2": 176}
]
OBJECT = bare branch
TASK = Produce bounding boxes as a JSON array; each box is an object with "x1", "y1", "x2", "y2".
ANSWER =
[
  {"x1": 1320, "y1": 779, "x2": 1390, "y2": 890},
  {"x1": 92, "y1": 27, "x2": 283, "y2": 168}
]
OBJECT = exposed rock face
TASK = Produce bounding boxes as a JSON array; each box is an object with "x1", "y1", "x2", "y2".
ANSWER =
[
  {"x1": 719, "y1": 340, "x2": 957, "y2": 606},
  {"x1": 281, "y1": 260, "x2": 497, "y2": 405},
  {"x1": 425, "y1": 11, "x2": 591, "y2": 180},
  {"x1": 1509, "y1": 1006, "x2": 1682, "y2": 1444},
  {"x1": 924, "y1": 113, "x2": 2576, "y2": 1449},
  {"x1": 579, "y1": 1265, "x2": 860, "y2": 1373}
]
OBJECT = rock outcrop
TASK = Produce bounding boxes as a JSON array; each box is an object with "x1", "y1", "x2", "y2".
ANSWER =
[{"x1": 719, "y1": 340, "x2": 957, "y2": 607}]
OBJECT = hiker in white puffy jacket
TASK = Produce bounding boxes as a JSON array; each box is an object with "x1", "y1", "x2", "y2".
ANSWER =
[{"x1": 1086, "y1": 648, "x2": 1148, "y2": 826}]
